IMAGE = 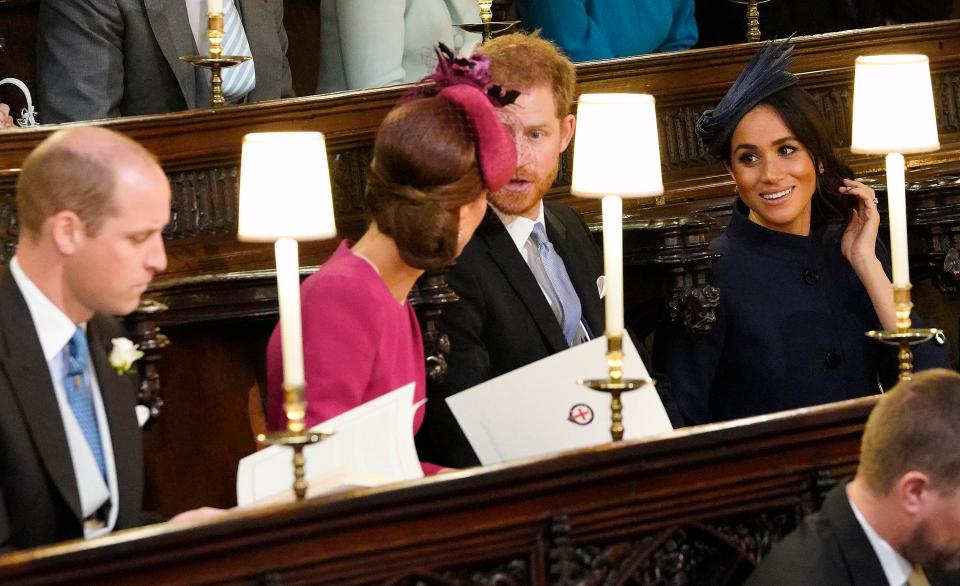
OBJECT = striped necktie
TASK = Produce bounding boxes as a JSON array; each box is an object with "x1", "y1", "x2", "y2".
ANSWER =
[
  {"x1": 529, "y1": 223, "x2": 583, "y2": 346},
  {"x1": 219, "y1": 0, "x2": 256, "y2": 103},
  {"x1": 907, "y1": 566, "x2": 931, "y2": 586},
  {"x1": 63, "y1": 327, "x2": 107, "y2": 479}
]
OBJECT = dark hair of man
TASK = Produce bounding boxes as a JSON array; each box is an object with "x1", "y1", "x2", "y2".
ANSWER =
[
  {"x1": 365, "y1": 96, "x2": 485, "y2": 270},
  {"x1": 720, "y1": 86, "x2": 854, "y2": 226},
  {"x1": 478, "y1": 31, "x2": 576, "y2": 119},
  {"x1": 858, "y1": 368, "x2": 960, "y2": 496}
]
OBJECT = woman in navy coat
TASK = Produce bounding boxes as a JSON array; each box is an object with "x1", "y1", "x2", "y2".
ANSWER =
[{"x1": 654, "y1": 42, "x2": 949, "y2": 425}]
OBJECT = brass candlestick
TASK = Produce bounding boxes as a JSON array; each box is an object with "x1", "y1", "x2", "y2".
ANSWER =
[
  {"x1": 579, "y1": 335, "x2": 651, "y2": 442},
  {"x1": 866, "y1": 285, "x2": 940, "y2": 382},
  {"x1": 728, "y1": 0, "x2": 772, "y2": 42},
  {"x1": 179, "y1": 10, "x2": 250, "y2": 108},
  {"x1": 257, "y1": 384, "x2": 332, "y2": 500},
  {"x1": 457, "y1": 0, "x2": 520, "y2": 43}
]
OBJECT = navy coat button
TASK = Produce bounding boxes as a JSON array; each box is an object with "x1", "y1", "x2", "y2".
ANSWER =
[
  {"x1": 824, "y1": 352, "x2": 843, "y2": 368},
  {"x1": 803, "y1": 269, "x2": 820, "y2": 285},
  {"x1": 935, "y1": 330, "x2": 947, "y2": 346}
]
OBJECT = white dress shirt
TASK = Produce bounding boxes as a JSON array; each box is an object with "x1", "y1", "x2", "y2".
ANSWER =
[
  {"x1": 849, "y1": 494, "x2": 913, "y2": 586},
  {"x1": 493, "y1": 202, "x2": 591, "y2": 343},
  {"x1": 10, "y1": 257, "x2": 119, "y2": 539}
]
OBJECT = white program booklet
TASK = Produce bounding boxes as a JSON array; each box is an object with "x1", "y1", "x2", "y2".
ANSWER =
[
  {"x1": 236, "y1": 382, "x2": 424, "y2": 507},
  {"x1": 447, "y1": 336, "x2": 673, "y2": 465}
]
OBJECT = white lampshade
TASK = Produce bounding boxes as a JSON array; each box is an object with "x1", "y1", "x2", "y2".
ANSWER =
[
  {"x1": 237, "y1": 132, "x2": 338, "y2": 242},
  {"x1": 571, "y1": 93, "x2": 664, "y2": 199},
  {"x1": 851, "y1": 55, "x2": 940, "y2": 155}
]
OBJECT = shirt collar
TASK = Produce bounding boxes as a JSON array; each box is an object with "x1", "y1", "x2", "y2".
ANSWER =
[
  {"x1": 493, "y1": 200, "x2": 545, "y2": 254},
  {"x1": 9, "y1": 256, "x2": 82, "y2": 363},
  {"x1": 849, "y1": 493, "x2": 914, "y2": 586}
]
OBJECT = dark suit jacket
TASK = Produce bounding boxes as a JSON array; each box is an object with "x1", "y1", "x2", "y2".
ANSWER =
[
  {"x1": 0, "y1": 268, "x2": 143, "y2": 551},
  {"x1": 37, "y1": 0, "x2": 294, "y2": 123},
  {"x1": 415, "y1": 202, "x2": 605, "y2": 467},
  {"x1": 747, "y1": 482, "x2": 960, "y2": 586}
]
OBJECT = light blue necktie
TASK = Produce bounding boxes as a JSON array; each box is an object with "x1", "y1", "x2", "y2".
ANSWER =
[
  {"x1": 530, "y1": 223, "x2": 583, "y2": 346},
  {"x1": 219, "y1": 0, "x2": 256, "y2": 103},
  {"x1": 63, "y1": 328, "x2": 106, "y2": 479}
]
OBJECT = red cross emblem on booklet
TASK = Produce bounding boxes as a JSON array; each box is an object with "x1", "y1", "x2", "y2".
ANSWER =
[{"x1": 567, "y1": 403, "x2": 594, "y2": 425}]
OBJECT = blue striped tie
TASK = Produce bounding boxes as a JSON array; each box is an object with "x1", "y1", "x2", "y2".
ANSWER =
[
  {"x1": 219, "y1": 0, "x2": 256, "y2": 103},
  {"x1": 63, "y1": 328, "x2": 106, "y2": 479},
  {"x1": 530, "y1": 223, "x2": 583, "y2": 345}
]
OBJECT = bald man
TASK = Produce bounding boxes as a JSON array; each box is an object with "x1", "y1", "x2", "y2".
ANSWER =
[{"x1": 0, "y1": 127, "x2": 169, "y2": 551}]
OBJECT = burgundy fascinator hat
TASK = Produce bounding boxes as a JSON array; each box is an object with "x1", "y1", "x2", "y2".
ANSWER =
[{"x1": 412, "y1": 44, "x2": 519, "y2": 192}]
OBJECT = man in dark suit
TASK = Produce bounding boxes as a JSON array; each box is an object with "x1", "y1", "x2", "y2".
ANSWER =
[
  {"x1": 37, "y1": 0, "x2": 294, "y2": 123},
  {"x1": 748, "y1": 369, "x2": 960, "y2": 586},
  {"x1": 0, "y1": 127, "x2": 169, "y2": 551},
  {"x1": 415, "y1": 33, "x2": 606, "y2": 468}
]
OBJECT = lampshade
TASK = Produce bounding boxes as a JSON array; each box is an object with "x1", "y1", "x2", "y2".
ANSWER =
[
  {"x1": 851, "y1": 55, "x2": 940, "y2": 155},
  {"x1": 570, "y1": 94, "x2": 664, "y2": 199},
  {"x1": 237, "y1": 132, "x2": 338, "y2": 242}
]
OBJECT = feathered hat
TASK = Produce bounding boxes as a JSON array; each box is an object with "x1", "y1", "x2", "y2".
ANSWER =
[
  {"x1": 407, "y1": 44, "x2": 519, "y2": 192},
  {"x1": 696, "y1": 39, "x2": 798, "y2": 158}
]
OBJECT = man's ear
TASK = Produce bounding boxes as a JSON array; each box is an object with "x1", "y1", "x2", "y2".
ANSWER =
[
  {"x1": 48, "y1": 211, "x2": 84, "y2": 256},
  {"x1": 559, "y1": 114, "x2": 576, "y2": 152},
  {"x1": 896, "y1": 471, "x2": 932, "y2": 515}
]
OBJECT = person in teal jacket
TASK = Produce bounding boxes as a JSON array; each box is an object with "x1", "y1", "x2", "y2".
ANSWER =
[{"x1": 516, "y1": 0, "x2": 698, "y2": 62}]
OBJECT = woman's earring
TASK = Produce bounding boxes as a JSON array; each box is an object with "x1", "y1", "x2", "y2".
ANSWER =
[
  {"x1": 457, "y1": 230, "x2": 462, "y2": 243},
  {"x1": 818, "y1": 162, "x2": 825, "y2": 174}
]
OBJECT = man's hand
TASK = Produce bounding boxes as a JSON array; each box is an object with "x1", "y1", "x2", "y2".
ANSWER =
[
  {"x1": 168, "y1": 506, "x2": 229, "y2": 525},
  {"x1": 0, "y1": 103, "x2": 15, "y2": 129}
]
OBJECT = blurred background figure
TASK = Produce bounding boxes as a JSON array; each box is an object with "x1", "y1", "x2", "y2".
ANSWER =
[
  {"x1": 37, "y1": 0, "x2": 293, "y2": 123},
  {"x1": 515, "y1": 0, "x2": 697, "y2": 61},
  {"x1": 318, "y1": 0, "x2": 481, "y2": 93}
]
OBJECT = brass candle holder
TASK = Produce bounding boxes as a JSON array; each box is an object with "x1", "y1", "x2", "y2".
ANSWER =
[
  {"x1": 256, "y1": 384, "x2": 332, "y2": 500},
  {"x1": 579, "y1": 335, "x2": 651, "y2": 442},
  {"x1": 728, "y1": 0, "x2": 773, "y2": 42},
  {"x1": 866, "y1": 285, "x2": 940, "y2": 382},
  {"x1": 457, "y1": 0, "x2": 520, "y2": 44},
  {"x1": 179, "y1": 10, "x2": 250, "y2": 108}
]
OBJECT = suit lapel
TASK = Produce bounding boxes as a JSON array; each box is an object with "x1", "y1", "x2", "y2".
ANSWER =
[
  {"x1": 545, "y1": 206, "x2": 604, "y2": 338},
  {"x1": 826, "y1": 483, "x2": 890, "y2": 586},
  {"x1": 87, "y1": 317, "x2": 141, "y2": 528},
  {"x1": 0, "y1": 269, "x2": 83, "y2": 522},
  {"x1": 144, "y1": 0, "x2": 199, "y2": 108},
  {"x1": 479, "y1": 211, "x2": 568, "y2": 353}
]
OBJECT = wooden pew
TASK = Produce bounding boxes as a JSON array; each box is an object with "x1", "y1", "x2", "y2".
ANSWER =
[
  {"x1": 0, "y1": 20, "x2": 958, "y2": 520},
  {"x1": 0, "y1": 397, "x2": 873, "y2": 585}
]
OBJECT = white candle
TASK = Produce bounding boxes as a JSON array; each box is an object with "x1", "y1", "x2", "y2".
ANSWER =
[
  {"x1": 885, "y1": 152, "x2": 910, "y2": 287},
  {"x1": 274, "y1": 238, "x2": 305, "y2": 389},
  {"x1": 208, "y1": 0, "x2": 223, "y2": 13},
  {"x1": 602, "y1": 195, "x2": 624, "y2": 337}
]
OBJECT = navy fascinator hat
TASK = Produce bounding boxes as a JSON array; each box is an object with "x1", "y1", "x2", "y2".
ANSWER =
[{"x1": 696, "y1": 39, "x2": 798, "y2": 159}]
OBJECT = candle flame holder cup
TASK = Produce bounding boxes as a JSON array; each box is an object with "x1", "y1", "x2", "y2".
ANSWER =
[
  {"x1": 866, "y1": 285, "x2": 941, "y2": 382},
  {"x1": 256, "y1": 383, "x2": 333, "y2": 501},
  {"x1": 578, "y1": 334, "x2": 652, "y2": 442},
  {"x1": 457, "y1": 0, "x2": 519, "y2": 43},
  {"x1": 179, "y1": 10, "x2": 250, "y2": 108}
]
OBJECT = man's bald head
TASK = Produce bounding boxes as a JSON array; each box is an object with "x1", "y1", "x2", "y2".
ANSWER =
[{"x1": 16, "y1": 127, "x2": 164, "y2": 239}]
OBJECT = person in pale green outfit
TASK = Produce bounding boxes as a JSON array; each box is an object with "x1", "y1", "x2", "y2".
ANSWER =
[{"x1": 318, "y1": 0, "x2": 482, "y2": 93}]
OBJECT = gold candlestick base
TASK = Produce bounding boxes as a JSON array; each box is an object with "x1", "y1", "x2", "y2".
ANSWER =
[
  {"x1": 179, "y1": 55, "x2": 251, "y2": 108},
  {"x1": 728, "y1": 0, "x2": 773, "y2": 42},
  {"x1": 865, "y1": 285, "x2": 941, "y2": 382},
  {"x1": 579, "y1": 335, "x2": 652, "y2": 442},
  {"x1": 256, "y1": 383, "x2": 334, "y2": 501}
]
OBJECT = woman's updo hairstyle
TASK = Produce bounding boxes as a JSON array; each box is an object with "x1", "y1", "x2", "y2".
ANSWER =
[{"x1": 365, "y1": 96, "x2": 484, "y2": 270}]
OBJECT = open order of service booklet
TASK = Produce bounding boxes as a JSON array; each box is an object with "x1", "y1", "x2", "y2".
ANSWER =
[
  {"x1": 236, "y1": 382, "x2": 424, "y2": 507},
  {"x1": 447, "y1": 336, "x2": 674, "y2": 465}
]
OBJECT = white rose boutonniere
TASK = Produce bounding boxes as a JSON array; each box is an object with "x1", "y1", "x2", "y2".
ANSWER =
[{"x1": 109, "y1": 337, "x2": 144, "y2": 375}]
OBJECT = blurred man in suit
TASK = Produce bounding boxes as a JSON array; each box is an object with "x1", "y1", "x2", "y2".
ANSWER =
[
  {"x1": 415, "y1": 33, "x2": 606, "y2": 468},
  {"x1": 748, "y1": 369, "x2": 960, "y2": 585},
  {"x1": 37, "y1": 0, "x2": 294, "y2": 123},
  {"x1": 0, "y1": 127, "x2": 169, "y2": 550}
]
